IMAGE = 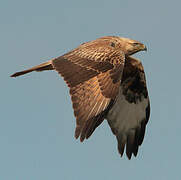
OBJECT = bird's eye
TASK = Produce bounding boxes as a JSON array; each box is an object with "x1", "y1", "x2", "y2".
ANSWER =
[
  {"x1": 110, "y1": 42, "x2": 115, "y2": 47},
  {"x1": 133, "y1": 42, "x2": 140, "y2": 46}
]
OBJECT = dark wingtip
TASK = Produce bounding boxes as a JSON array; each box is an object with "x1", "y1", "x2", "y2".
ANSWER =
[
  {"x1": 127, "y1": 154, "x2": 132, "y2": 160},
  {"x1": 133, "y1": 146, "x2": 139, "y2": 157},
  {"x1": 74, "y1": 126, "x2": 81, "y2": 141},
  {"x1": 80, "y1": 137, "x2": 85, "y2": 142},
  {"x1": 126, "y1": 149, "x2": 132, "y2": 160}
]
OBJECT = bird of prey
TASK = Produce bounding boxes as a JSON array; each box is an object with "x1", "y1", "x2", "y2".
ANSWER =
[{"x1": 11, "y1": 36, "x2": 150, "y2": 159}]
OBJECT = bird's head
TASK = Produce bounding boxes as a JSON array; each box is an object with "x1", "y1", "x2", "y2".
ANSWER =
[{"x1": 116, "y1": 37, "x2": 147, "y2": 56}]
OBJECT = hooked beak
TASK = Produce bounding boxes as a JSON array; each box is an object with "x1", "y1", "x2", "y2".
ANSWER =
[
  {"x1": 142, "y1": 44, "x2": 147, "y2": 51},
  {"x1": 143, "y1": 46, "x2": 147, "y2": 51}
]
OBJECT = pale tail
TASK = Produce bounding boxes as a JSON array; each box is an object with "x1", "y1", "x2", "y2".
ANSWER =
[{"x1": 11, "y1": 61, "x2": 53, "y2": 77}]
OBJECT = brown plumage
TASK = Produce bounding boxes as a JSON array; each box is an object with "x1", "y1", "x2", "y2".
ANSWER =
[{"x1": 11, "y1": 36, "x2": 150, "y2": 159}]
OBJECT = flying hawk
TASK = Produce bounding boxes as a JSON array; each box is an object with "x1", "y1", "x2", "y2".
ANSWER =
[{"x1": 11, "y1": 36, "x2": 150, "y2": 159}]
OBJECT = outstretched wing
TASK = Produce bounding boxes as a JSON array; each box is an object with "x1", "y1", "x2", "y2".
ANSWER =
[
  {"x1": 51, "y1": 37, "x2": 125, "y2": 141},
  {"x1": 106, "y1": 56, "x2": 150, "y2": 159}
]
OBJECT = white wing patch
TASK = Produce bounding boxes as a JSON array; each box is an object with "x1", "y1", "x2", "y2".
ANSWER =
[
  {"x1": 106, "y1": 87, "x2": 149, "y2": 158},
  {"x1": 107, "y1": 88, "x2": 148, "y2": 132}
]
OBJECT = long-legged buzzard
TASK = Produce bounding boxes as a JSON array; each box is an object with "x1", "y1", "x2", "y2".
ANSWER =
[{"x1": 11, "y1": 36, "x2": 150, "y2": 159}]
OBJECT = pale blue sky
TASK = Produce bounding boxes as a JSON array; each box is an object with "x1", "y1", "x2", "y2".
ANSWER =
[{"x1": 1, "y1": 0, "x2": 181, "y2": 179}]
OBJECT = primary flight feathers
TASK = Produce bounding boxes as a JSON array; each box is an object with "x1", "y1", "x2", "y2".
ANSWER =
[{"x1": 11, "y1": 36, "x2": 150, "y2": 159}]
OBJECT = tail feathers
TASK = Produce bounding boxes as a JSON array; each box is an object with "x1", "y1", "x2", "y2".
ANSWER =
[{"x1": 11, "y1": 61, "x2": 53, "y2": 77}]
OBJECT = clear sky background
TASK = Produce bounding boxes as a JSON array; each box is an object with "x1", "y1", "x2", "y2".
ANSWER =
[{"x1": 1, "y1": 0, "x2": 181, "y2": 179}]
